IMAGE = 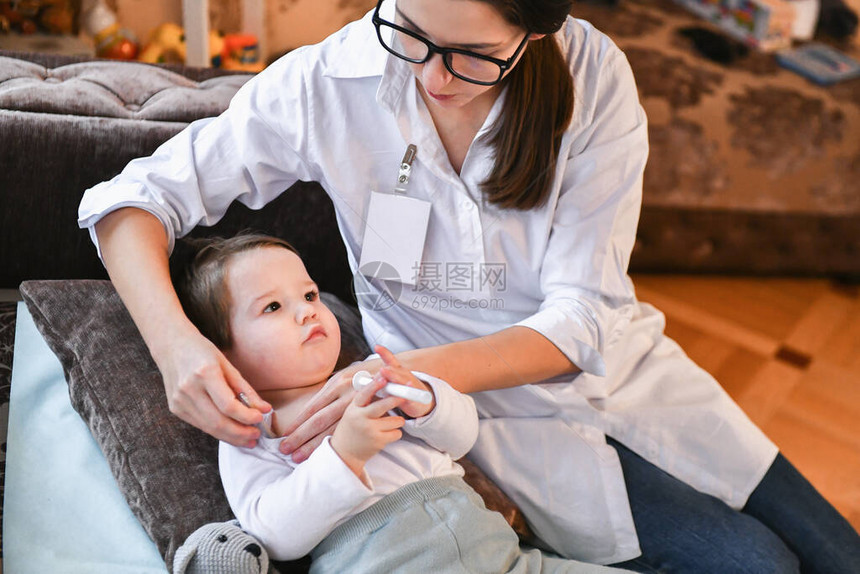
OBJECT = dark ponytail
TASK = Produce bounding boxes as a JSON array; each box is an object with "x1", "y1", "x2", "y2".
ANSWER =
[{"x1": 480, "y1": 0, "x2": 574, "y2": 210}]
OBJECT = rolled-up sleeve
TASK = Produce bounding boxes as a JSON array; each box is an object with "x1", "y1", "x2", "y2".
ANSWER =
[
  {"x1": 515, "y1": 48, "x2": 648, "y2": 377},
  {"x1": 78, "y1": 48, "x2": 322, "y2": 259}
]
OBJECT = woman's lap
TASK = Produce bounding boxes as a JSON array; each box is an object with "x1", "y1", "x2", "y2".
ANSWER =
[
  {"x1": 606, "y1": 437, "x2": 860, "y2": 573},
  {"x1": 606, "y1": 438, "x2": 799, "y2": 574},
  {"x1": 743, "y1": 452, "x2": 860, "y2": 574}
]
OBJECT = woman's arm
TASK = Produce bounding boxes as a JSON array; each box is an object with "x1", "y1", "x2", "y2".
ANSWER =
[
  {"x1": 95, "y1": 207, "x2": 271, "y2": 446},
  {"x1": 280, "y1": 327, "x2": 577, "y2": 460},
  {"x1": 396, "y1": 326, "x2": 579, "y2": 394},
  {"x1": 79, "y1": 50, "x2": 325, "y2": 445}
]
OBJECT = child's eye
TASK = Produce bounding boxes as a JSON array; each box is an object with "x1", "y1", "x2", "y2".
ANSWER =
[
  {"x1": 305, "y1": 290, "x2": 318, "y2": 302},
  {"x1": 263, "y1": 301, "x2": 281, "y2": 313}
]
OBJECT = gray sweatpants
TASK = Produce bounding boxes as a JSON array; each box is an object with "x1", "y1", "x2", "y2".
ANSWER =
[{"x1": 310, "y1": 475, "x2": 632, "y2": 574}]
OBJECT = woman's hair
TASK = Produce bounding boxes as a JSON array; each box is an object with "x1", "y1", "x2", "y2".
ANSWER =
[
  {"x1": 174, "y1": 234, "x2": 299, "y2": 350},
  {"x1": 479, "y1": 0, "x2": 575, "y2": 210}
]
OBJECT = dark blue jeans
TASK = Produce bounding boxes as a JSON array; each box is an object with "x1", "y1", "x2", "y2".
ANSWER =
[{"x1": 606, "y1": 438, "x2": 860, "y2": 573}]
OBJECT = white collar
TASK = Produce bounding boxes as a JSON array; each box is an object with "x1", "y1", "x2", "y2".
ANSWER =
[{"x1": 320, "y1": 7, "x2": 390, "y2": 80}]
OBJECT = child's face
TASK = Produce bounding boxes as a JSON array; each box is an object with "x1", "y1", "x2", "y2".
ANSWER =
[{"x1": 223, "y1": 246, "x2": 341, "y2": 392}]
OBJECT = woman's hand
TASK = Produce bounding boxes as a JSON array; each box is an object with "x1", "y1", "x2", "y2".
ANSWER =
[
  {"x1": 155, "y1": 326, "x2": 272, "y2": 447},
  {"x1": 278, "y1": 357, "x2": 382, "y2": 460},
  {"x1": 330, "y1": 378, "x2": 405, "y2": 479},
  {"x1": 374, "y1": 345, "x2": 436, "y2": 419}
]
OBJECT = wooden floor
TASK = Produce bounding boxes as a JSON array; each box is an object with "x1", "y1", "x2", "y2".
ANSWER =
[{"x1": 631, "y1": 274, "x2": 860, "y2": 532}]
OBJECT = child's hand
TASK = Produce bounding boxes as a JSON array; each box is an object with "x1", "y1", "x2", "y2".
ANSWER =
[
  {"x1": 375, "y1": 345, "x2": 436, "y2": 419},
  {"x1": 330, "y1": 378, "x2": 405, "y2": 480}
]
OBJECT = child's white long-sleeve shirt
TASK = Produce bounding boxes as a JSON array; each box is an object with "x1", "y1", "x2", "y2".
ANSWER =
[{"x1": 218, "y1": 372, "x2": 478, "y2": 561}]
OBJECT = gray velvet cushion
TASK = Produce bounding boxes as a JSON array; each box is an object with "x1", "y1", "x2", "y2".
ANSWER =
[
  {"x1": 0, "y1": 56, "x2": 251, "y2": 122},
  {"x1": 18, "y1": 279, "x2": 369, "y2": 570}
]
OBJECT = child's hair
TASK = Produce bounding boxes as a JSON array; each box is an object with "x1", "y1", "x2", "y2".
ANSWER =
[{"x1": 175, "y1": 234, "x2": 299, "y2": 350}]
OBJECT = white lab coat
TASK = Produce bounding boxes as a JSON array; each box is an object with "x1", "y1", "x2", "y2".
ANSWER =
[{"x1": 78, "y1": 7, "x2": 777, "y2": 565}]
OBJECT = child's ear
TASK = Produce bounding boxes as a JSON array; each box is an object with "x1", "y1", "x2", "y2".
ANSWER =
[{"x1": 528, "y1": 33, "x2": 546, "y2": 41}]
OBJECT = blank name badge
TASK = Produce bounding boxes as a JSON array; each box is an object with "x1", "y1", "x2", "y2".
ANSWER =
[{"x1": 359, "y1": 191, "x2": 431, "y2": 286}]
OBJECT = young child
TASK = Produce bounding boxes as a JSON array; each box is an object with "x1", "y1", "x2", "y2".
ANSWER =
[{"x1": 176, "y1": 234, "x2": 630, "y2": 574}]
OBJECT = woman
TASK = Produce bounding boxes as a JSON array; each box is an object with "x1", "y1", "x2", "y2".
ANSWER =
[{"x1": 79, "y1": 0, "x2": 859, "y2": 571}]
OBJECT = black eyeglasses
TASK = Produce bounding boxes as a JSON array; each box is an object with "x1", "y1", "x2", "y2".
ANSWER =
[{"x1": 372, "y1": 0, "x2": 530, "y2": 86}]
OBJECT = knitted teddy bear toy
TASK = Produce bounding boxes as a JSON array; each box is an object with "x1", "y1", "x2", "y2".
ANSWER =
[{"x1": 174, "y1": 520, "x2": 273, "y2": 574}]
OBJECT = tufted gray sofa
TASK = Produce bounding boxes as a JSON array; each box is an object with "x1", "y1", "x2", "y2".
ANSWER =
[{"x1": 0, "y1": 50, "x2": 355, "y2": 302}]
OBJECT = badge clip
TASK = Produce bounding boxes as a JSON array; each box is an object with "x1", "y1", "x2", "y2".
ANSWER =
[{"x1": 394, "y1": 144, "x2": 417, "y2": 194}]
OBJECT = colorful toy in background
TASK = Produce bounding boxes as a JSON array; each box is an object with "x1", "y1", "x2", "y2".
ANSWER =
[
  {"x1": 139, "y1": 22, "x2": 264, "y2": 72},
  {"x1": 80, "y1": 0, "x2": 138, "y2": 60},
  {"x1": 137, "y1": 22, "x2": 187, "y2": 64},
  {"x1": 675, "y1": 0, "x2": 796, "y2": 51},
  {"x1": 216, "y1": 33, "x2": 264, "y2": 72},
  {"x1": 0, "y1": 0, "x2": 265, "y2": 70},
  {"x1": 0, "y1": 0, "x2": 75, "y2": 35}
]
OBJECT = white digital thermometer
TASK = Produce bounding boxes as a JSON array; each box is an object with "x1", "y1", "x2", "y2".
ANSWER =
[{"x1": 352, "y1": 371, "x2": 433, "y2": 405}]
